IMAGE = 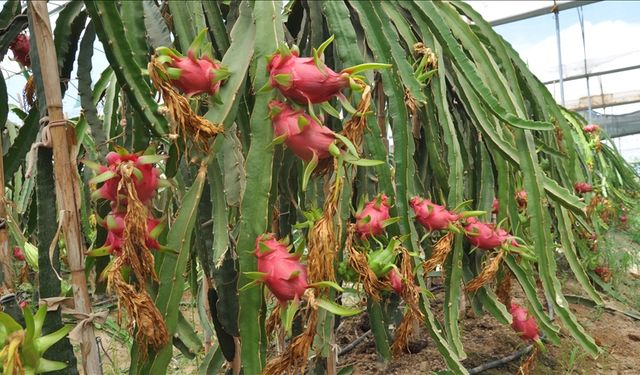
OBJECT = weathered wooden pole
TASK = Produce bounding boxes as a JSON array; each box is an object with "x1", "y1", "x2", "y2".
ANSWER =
[
  {"x1": 27, "y1": 2, "x2": 101, "y2": 373},
  {"x1": 0, "y1": 128, "x2": 12, "y2": 292}
]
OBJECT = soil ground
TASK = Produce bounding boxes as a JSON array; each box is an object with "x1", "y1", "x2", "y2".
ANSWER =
[
  {"x1": 339, "y1": 283, "x2": 640, "y2": 375},
  {"x1": 93, "y1": 278, "x2": 640, "y2": 375}
]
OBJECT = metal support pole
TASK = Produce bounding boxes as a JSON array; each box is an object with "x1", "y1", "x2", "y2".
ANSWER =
[
  {"x1": 554, "y1": 5, "x2": 565, "y2": 106},
  {"x1": 578, "y1": 7, "x2": 593, "y2": 122}
]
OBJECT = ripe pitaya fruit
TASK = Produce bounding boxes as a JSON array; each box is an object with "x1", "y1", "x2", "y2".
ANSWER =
[
  {"x1": 464, "y1": 217, "x2": 511, "y2": 250},
  {"x1": 9, "y1": 34, "x2": 30, "y2": 67},
  {"x1": 492, "y1": 197, "x2": 499, "y2": 214},
  {"x1": 267, "y1": 49, "x2": 350, "y2": 104},
  {"x1": 254, "y1": 234, "x2": 309, "y2": 303},
  {"x1": 620, "y1": 215, "x2": 628, "y2": 224},
  {"x1": 594, "y1": 265, "x2": 611, "y2": 282},
  {"x1": 583, "y1": 124, "x2": 600, "y2": 133},
  {"x1": 515, "y1": 190, "x2": 527, "y2": 209},
  {"x1": 92, "y1": 151, "x2": 161, "y2": 205},
  {"x1": 355, "y1": 195, "x2": 392, "y2": 238},
  {"x1": 574, "y1": 182, "x2": 593, "y2": 194},
  {"x1": 99, "y1": 212, "x2": 163, "y2": 256},
  {"x1": 410, "y1": 197, "x2": 459, "y2": 231},
  {"x1": 102, "y1": 231, "x2": 126, "y2": 256},
  {"x1": 145, "y1": 218, "x2": 163, "y2": 250},
  {"x1": 388, "y1": 267, "x2": 403, "y2": 294},
  {"x1": 165, "y1": 50, "x2": 228, "y2": 97},
  {"x1": 509, "y1": 303, "x2": 540, "y2": 342},
  {"x1": 13, "y1": 246, "x2": 25, "y2": 261},
  {"x1": 268, "y1": 100, "x2": 337, "y2": 162}
]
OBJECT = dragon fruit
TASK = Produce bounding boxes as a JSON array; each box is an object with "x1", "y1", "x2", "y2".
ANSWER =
[
  {"x1": 509, "y1": 303, "x2": 540, "y2": 342},
  {"x1": 89, "y1": 148, "x2": 166, "y2": 258},
  {"x1": 388, "y1": 267, "x2": 403, "y2": 294},
  {"x1": 13, "y1": 246, "x2": 25, "y2": 261},
  {"x1": 515, "y1": 190, "x2": 527, "y2": 209},
  {"x1": 492, "y1": 198, "x2": 499, "y2": 214},
  {"x1": 594, "y1": 265, "x2": 611, "y2": 282},
  {"x1": 9, "y1": 33, "x2": 30, "y2": 67},
  {"x1": 620, "y1": 215, "x2": 628, "y2": 224},
  {"x1": 583, "y1": 124, "x2": 600, "y2": 133},
  {"x1": 93, "y1": 151, "x2": 160, "y2": 205},
  {"x1": 367, "y1": 239, "x2": 400, "y2": 278},
  {"x1": 464, "y1": 217, "x2": 511, "y2": 250},
  {"x1": 268, "y1": 100, "x2": 337, "y2": 162},
  {"x1": 165, "y1": 50, "x2": 228, "y2": 97},
  {"x1": 410, "y1": 197, "x2": 459, "y2": 231},
  {"x1": 254, "y1": 234, "x2": 308, "y2": 303},
  {"x1": 574, "y1": 182, "x2": 593, "y2": 194},
  {"x1": 267, "y1": 50, "x2": 350, "y2": 104},
  {"x1": 355, "y1": 195, "x2": 391, "y2": 238},
  {"x1": 98, "y1": 212, "x2": 163, "y2": 256}
]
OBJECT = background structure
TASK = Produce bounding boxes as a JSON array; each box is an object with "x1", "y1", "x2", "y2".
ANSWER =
[{"x1": 470, "y1": 1, "x2": 640, "y2": 165}]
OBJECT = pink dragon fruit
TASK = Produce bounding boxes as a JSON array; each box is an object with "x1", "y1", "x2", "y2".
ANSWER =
[
  {"x1": 166, "y1": 50, "x2": 228, "y2": 97},
  {"x1": 620, "y1": 215, "x2": 628, "y2": 224},
  {"x1": 355, "y1": 195, "x2": 391, "y2": 238},
  {"x1": 103, "y1": 231, "x2": 125, "y2": 256},
  {"x1": 509, "y1": 303, "x2": 540, "y2": 342},
  {"x1": 269, "y1": 100, "x2": 337, "y2": 162},
  {"x1": 583, "y1": 124, "x2": 600, "y2": 133},
  {"x1": 492, "y1": 198, "x2": 499, "y2": 214},
  {"x1": 464, "y1": 217, "x2": 511, "y2": 250},
  {"x1": 515, "y1": 190, "x2": 527, "y2": 209},
  {"x1": 254, "y1": 234, "x2": 308, "y2": 303},
  {"x1": 267, "y1": 50, "x2": 350, "y2": 104},
  {"x1": 594, "y1": 265, "x2": 611, "y2": 282},
  {"x1": 574, "y1": 182, "x2": 593, "y2": 194},
  {"x1": 13, "y1": 246, "x2": 25, "y2": 261},
  {"x1": 99, "y1": 213, "x2": 163, "y2": 255},
  {"x1": 10, "y1": 34, "x2": 30, "y2": 67},
  {"x1": 145, "y1": 218, "x2": 163, "y2": 250},
  {"x1": 410, "y1": 197, "x2": 459, "y2": 231},
  {"x1": 388, "y1": 267, "x2": 403, "y2": 294},
  {"x1": 93, "y1": 151, "x2": 160, "y2": 204}
]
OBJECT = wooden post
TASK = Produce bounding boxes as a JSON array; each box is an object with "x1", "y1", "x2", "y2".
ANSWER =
[
  {"x1": 0, "y1": 129, "x2": 12, "y2": 292},
  {"x1": 27, "y1": 2, "x2": 101, "y2": 374}
]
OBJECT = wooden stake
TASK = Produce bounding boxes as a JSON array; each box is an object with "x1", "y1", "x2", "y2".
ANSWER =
[
  {"x1": 27, "y1": 2, "x2": 101, "y2": 374},
  {"x1": 0, "y1": 128, "x2": 12, "y2": 292}
]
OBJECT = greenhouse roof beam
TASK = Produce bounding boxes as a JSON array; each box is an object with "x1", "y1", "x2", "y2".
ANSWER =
[{"x1": 489, "y1": 1, "x2": 601, "y2": 26}]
